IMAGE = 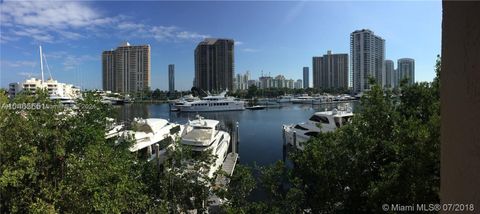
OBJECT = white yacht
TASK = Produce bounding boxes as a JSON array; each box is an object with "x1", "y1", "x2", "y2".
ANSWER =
[
  {"x1": 50, "y1": 95, "x2": 76, "y2": 106},
  {"x1": 105, "y1": 118, "x2": 124, "y2": 139},
  {"x1": 170, "y1": 94, "x2": 200, "y2": 111},
  {"x1": 177, "y1": 91, "x2": 245, "y2": 112},
  {"x1": 277, "y1": 95, "x2": 293, "y2": 103},
  {"x1": 122, "y1": 118, "x2": 184, "y2": 162},
  {"x1": 181, "y1": 115, "x2": 230, "y2": 178},
  {"x1": 291, "y1": 94, "x2": 315, "y2": 104},
  {"x1": 101, "y1": 96, "x2": 125, "y2": 105},
  {"x1": 283, "y1": 106, "x2": 354, "y2": 150}
]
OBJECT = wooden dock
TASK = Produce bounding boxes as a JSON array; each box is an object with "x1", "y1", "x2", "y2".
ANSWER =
[
  {"x1": 208, "y1": 153, "x2": 239, "y2": 208},
  {"x1": 214, "y1": 152, "x2": 238, "y2": 188},
  {"x1": 222, "y1": 153, "x2": 238, "y2": 176}
]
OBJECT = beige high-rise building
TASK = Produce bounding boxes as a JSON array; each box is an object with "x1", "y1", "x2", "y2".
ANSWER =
[
  {"x1": 102, "y1": 42, "x2": 151, "y2": 94},
  {"x1": 312, "y1": 51, "x2": 349, "y2": 91}
]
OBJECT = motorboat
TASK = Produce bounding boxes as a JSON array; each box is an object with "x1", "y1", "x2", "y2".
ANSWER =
[
  {"x1": 50, "y1": 95, "x2": 76, "y2": 106},
  {"x1": 283, "y1": 105, "x2": 354, "y2": 150},
  {"x1": 170, "y1": 94, "x2": 200, "y2": 111},
  {"x1": 122, "y1": 118, "x2": 184, "y2": 162},
  {"x1": 246, "y1": 105, "x2": 266, "y2": 110},
  {"x1": 102, "y1": 96, "x2": 125, "y2": 105},
  {"x1": 105, "y1": 117, "x2": 124, "y2": 139},
  {"x1": 181, "y1": 115, "x2": 231, "y2": 178}
]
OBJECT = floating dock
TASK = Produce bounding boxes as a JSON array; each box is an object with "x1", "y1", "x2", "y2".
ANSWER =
[
  {"x1": 215, "y1": 152, "x2": 239, "y2": 188},
  {"x1": 209, "y1": 152, "x2": 239, "y2": 208}
]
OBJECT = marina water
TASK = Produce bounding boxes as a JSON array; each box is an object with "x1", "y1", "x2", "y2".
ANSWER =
[{"x1": 116, "y1": 101, "x2": 358, "y2": 167}]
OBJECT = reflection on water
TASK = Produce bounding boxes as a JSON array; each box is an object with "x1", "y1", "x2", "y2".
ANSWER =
[{"x1": 115, "y1": 102, "x2": 358, "y2": 166}]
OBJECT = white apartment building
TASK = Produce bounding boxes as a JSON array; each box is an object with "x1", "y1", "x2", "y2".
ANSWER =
[{"x1": 9, "y1": 78, "x2": 81, "y2": 99}]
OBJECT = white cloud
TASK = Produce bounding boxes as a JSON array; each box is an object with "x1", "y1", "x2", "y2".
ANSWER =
[
  {"x1": 242, "y1": 48, "x2": 260, "y2": 53},
  {"x1": 0, "y1": 59, "x2": 36, "y2": 68},
  {"x1": 12, "y1": 27, "x2": 55, "y2": 43},
  {"x1": 0, "y1": 35, "x2": 19, "y2": 44},
  {"x1": 235, "y1": 41, "x2": 244, "y2": 46},
  {"x1": 0, "y1": 0, "x2": 115, "y2": 42},
  {"x1": 176, "y1": 31, "x2": 209, "y2": 40},
  {"x1": 116, "y1": 23, "x2": 209, "y2": 42},
  {"x1": 283, "y1": 0, "x2": 307, "y2": 24},
  {"x1": 0, "y1": 0, "x2": 210, "y2": 44},
  {"x1": 150, "y1": 26, "x2": 178, "y2": 41},
  {"x1": 117, "y1": 22, "x2": 146, "y2": 31},
  {"x1": 1, "y1": 1, "x2": 108, "y2": 29},
  {"x1": 18, "y1": 72, "x2": 37, "y2": 78},
  {"x1": 62, "y1": 54, "x2": 98, "y2": 71},
  {"x1": 57, "y1": 30, "x2": 84, "y2": 40}
]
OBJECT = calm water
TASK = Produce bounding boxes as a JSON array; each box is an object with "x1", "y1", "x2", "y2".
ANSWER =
[{"x1": 115, "y1": 102, "x2": 358, "y2": 167}]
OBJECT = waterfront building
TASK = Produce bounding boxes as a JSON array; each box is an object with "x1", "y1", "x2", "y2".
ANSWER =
[
  {"x1": 312, "y1": 50, "x2": 349, "y2": 91},
  {"x1": 287, "y1": 79, "x2": 295, "y2": 89},
  {"x1": 234, "y1": 71, "x2": 250, "y2": 91},
  {"x1": 259, "y1": 76, "x2": 273, "y2": 89},
  {"x1": 350, "y1": 29, "x2": 385, "y2": 92},
  {"x1": 9, "y1": 46, "x2": 81, "y2": 100},
  {"x1": 303, "y1": 67, "x2": 309, "y2": 88},
  {"x1": 247, "y1": 80, "x2": 259, "y2": 88},
  {"x1": 393, "y1": 68, "x2": 399, "y2": 88},
  {"x1": 9, "y1": 78, "x2": 80, "y2": 99},
  {"x1": 312, "y1": 56, "x2": 322, "y2": 89},
  {"x1": 168, "y1": 64, "x2": 175, "y2": 93},
  {"x1": 295, "y1": 79, "x2": 303, "y2": 89},
  {"x1": 194, "y1": 38, "x2": 234, "y2": 92},
  {"x1": 102, "y1": 42, "x2": 151, "y2": 94},
  {"x1": 397, "y1": 58, "x2": 415, "y2": 85},
  {"x1": 384, "y1": 60, "x2": 395, "y2": 88},
  {"x1": 274, "y1": 75, "x2": 286, "y2": 88}
]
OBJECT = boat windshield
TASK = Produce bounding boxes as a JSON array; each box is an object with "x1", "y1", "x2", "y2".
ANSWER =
[
  {"x1": 294, "y1": 125, "x2": 309, "y2": 131},
  {"x1": 305, "y1": 132, "x2": 319, "y2": 137},
  {"x1": 334, "y1": 116, "x2": 353, "y2": 128},
  {"x1": 184, "y1": 128, "x2": 213, "y2": 142},
  {"x1": 309, "y1": 115, "x2": 329, "y2": 124}
]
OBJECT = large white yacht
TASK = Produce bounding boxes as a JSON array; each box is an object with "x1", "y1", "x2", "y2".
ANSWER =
[
  {"x1": 177, "y1": 91, "x2": 245, "y2": 112},
  {"x1": 277, "y1": 95, "x2": 293, "y2": 103},
  {"x1": 122, "y1": 118, "x2": 184, "y2": 162},
  {"x1": 170, "y1": 94, "x2": 200, "y2": 111},
  {"x1": 291, "y1": 94, "x2": 315, "y2": 104},
  {"x1": 283, "y1": 106, "x2": 354, "y2": 150},
  {"x1": 181, "y1": 115, "x2": 231, "y2": 178}
]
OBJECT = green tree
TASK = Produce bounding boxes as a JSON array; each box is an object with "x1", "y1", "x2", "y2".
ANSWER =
[
  {"x1": 249, "y1": 56, "x2": 441, "y2": 213},
  {"x1": 246, "y1": 85, "x2": 258, "y2": 98},
  {"x1": 0, "y1": 90, "x2": 149, "y2": 213}
]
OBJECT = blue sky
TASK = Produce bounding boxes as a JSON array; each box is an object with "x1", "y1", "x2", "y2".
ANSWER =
[{"x1": 0, "y1": 1, "x2": 441, "y2": 91}]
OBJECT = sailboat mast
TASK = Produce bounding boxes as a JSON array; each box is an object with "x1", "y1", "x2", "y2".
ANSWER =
[{"x1": 39, "y1": 46, "x2": 44, "y2": 83}]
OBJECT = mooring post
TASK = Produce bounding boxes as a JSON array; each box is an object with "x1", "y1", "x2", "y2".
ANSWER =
[
  {"x1": 293, "y1": 131, "x2": 297, "y2": 149},
  {"x1": 155, "y1": 144, "x2": 160, "y2": 170}
]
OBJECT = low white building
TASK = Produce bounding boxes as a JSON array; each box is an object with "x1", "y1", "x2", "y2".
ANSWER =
[{"x1": 9, "y1": 78, "x2": 81, "y2": 99}]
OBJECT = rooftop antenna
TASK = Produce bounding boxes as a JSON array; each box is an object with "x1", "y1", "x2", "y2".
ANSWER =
[{"x1": 39, "y1": 46, "x2": 44, "y2": 83}]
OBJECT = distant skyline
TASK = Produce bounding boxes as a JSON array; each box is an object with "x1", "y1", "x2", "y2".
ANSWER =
[{"x1": 0, "y1": 1, "x2": 441, "y2": 91}]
